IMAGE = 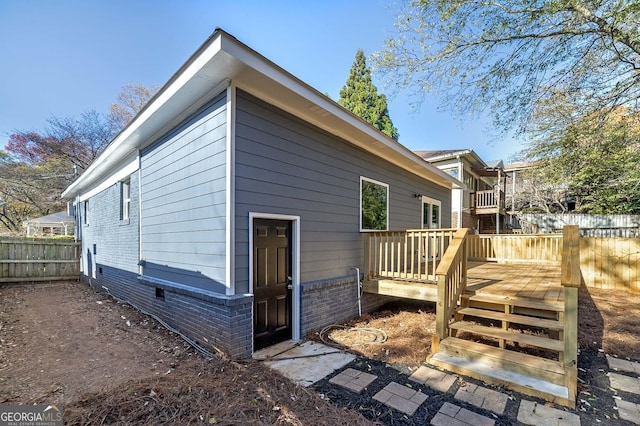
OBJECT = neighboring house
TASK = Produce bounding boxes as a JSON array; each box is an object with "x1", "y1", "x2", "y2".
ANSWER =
[
  {"x1": 417, "y1": 150, "x2": 507, "y2": 233},
  {"x1": 23, "y1": 211, "x2": 75, "y2": 237},
  {"x1": 62, "y1": 29, "x2": 459, "y2": 358}
]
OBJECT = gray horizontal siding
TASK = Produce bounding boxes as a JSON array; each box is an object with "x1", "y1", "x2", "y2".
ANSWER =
[
  {"x1": 140, "y1": 92, "x2": 228, "y2": 293},
  {"x1": 234, "y1": 90, "x2": 450, "y2": 293},
  {"x1": 80, "y1": 170, "x2": 140, "y2": 277}
]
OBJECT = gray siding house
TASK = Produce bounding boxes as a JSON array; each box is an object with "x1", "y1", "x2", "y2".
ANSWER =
[{"x1": 62, "y1": 29, "x2": 459, "y2": 358}]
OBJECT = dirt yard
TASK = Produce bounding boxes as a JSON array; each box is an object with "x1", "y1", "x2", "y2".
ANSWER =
[
  {"x1": 1, "y1": 281, "x2": 639, "y2": 425},
  {"x1": 0, "y1": 282, "x2": 373, "y2": 425}
]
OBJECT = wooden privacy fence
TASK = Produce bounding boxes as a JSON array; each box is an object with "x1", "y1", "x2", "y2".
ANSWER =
[
  {"x1": 468, "y1": 234, "x2": 563, "y2": 264},
  {"x1": 468, "y1": 233, "x2": 640, "y2": 293},
  {"x1": 0, "y1": 238, "x2": 80, "y2": 283},
  {"x1": 580, "y1": 238, "x2": 640, "y2": 293}
]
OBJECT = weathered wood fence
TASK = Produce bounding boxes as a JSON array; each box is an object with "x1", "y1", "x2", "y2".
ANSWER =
[
  {"x1": 468, "y1": 234, "x2": 640, "y2": 293},
  {"x1": 0, "y1": 238, "x2": 80, "y2": 283},
  {"x1": 517, "y1": 213, "x2": 640, "y2": 235}
]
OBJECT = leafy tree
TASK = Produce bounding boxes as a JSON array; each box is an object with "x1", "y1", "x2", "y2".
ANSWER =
[
  {"x1": 108, "y1": 83, "x2": 160, "y2": 133},
  {"x1": 0, "y1": 154, "x2": 70, "y2": 233},
  {"x1": 509, "y1": 168, "x2": 571, "y2": 214},
  {"x1": 0, "y1": 84, "x2": 158, "y2": 234},
  {"x1": 339, "y1": 49, "x2": 399, "y2": 140},
  {"x1": 7, "y1": 110, "x2": 113, "y2": 171},
  {"x1": 374, "y1": 1, "x2": 640, "y2": 133},
  {"x1": 522, "y1": 105, "x2": 640, "y2": 214}
]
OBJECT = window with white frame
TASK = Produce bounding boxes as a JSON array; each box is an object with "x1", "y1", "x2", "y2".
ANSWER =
[
  {"x1": 360, "y1": 177, "x2": 388, "y2": 231},
  {"x1": 121, "y1": 179, "x2": 131, "y2": 220},
  {"x1": 422, "y1": 196, "x2": 441, "y2": 229}
]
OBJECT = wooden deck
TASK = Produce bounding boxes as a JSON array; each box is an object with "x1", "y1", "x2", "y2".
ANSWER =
[
  {"x1": 362, "y1": 227, "x2": 580, "y2": 407},
  {"x1": 466, "y1": 261, "x2": 563, "y2": 302},
  {"x1": 431, "y1": 260, "x2": 575, "y2": 407}
]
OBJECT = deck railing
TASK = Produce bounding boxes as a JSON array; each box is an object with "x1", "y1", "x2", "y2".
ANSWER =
[
  {"x1": 432, "y1": 228, "x2": 469, "y2": 352},
  {"x1": 362, "y1": 229, "x2": 458, "y2": 281},
  {"x1": 474, "y1": 190, "x2": 505, "y2": 210},
  {"x1": 467, "y1": 233, "x2": 562, "y2": 264}
]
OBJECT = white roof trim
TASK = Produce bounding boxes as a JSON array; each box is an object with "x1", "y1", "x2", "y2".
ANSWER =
[{"x1": 62, "y1": 29, "x2": 459, "y2": 199}]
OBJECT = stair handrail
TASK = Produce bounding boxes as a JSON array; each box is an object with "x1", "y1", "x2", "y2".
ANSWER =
[
  {"x1": 432, "y1": 227, "x2": 469, "y2": 353},
  {"x1": 561, "y1": 225, "x2": 581, "y2": 406}
]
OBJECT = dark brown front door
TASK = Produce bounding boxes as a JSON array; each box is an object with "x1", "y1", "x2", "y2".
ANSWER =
[{"x1": 253, "y1": 219, "x2": 292, "y2": 350}]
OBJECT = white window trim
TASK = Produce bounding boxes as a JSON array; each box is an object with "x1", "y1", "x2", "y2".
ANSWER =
[
  {"x1": 359, "y1": 176, "x2": 389, "y2": 232},
  {"x1": 121, "y1": 179, "x2": 131, "y2": 221},
  {"x1": 421, "y1": 196, "x2": 442, "y2": 229},
  {"x1": 248, "y1": 212, "x2": 301, "y2": 352}
]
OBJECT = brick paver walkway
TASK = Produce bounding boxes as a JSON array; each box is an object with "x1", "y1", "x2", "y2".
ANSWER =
[
  {"x1": 409, "y1": 365, "x2": 457, "y2": 393},
  {"x1": 517, "y1": 399, "x2": 580, "y2": 426},
  {"x1": 606, "y1": 355, "x2": 640, "y2": 424},
  {"x1": 607, "y1": 355, "x2": 640, "y2": 375},
  {"x1": 431, "y1": 402, "x2": 495, "y2": 426},
  {"x1": 373, "y1": 381, "x2": 428, "y2": 415},
  {"x1": 329, "y1": 368, "x2": 377, "y2": 393},
  {"x1": 454, "y1": 382, "x2": 508, "y2": 414}
]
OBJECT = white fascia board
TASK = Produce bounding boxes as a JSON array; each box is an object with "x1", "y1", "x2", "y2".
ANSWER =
[
  {"x1": 77, "y1": 156, "x2": 139, "y2": 202},
  {"x1": 220, "y1": 36, "x2": 460, "y2": 190},
  {"x1": 62, "y1": 36, "x2": 227, "y2": 199},
  {"x1": 63, "y1": 29, "x2": 460, "y2": 199},
  {"x1": 425, "y1": 150, "x2": 472, "y2": 162}
]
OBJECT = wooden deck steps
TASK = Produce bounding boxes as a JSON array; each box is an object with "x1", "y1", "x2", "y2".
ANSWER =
[
  {"x1": 456, "y1": 307, "x2": 564, "y2": 330},
  {"x1": 448, "y1": 321, "x2": 565, "y2": 352},
  {"x1": 431, "y1": 289, "x2": 575, "y2": 408},
  {"x1": 430, "y1": 349, "x2": 571, "y2": 405},
  {"x1": 462, "y1": 293, "x2": 564, "y2": 312}
]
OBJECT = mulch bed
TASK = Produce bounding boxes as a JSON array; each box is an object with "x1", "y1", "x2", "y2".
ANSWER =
[
  {"x1": 314, "y1": 350, "x2": 640, "y2": 426},
  {"x1": 65, "y1": 357, "x2": 374, "y2": 426},
  {"x1": 309, "y1": 285, "x2": 640, "y2": 425},
  {"x1": 314, "y1": 358, "x2": 520, "y2": 426}
]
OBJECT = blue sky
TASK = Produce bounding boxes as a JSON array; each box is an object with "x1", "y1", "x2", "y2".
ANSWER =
[{"x1": 0, "y1": 0, "x2": 523, "y2": 162}]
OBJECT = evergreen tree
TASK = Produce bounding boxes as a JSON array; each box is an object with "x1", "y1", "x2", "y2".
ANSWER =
[{"x1": 339, "y1": 49, "x2": 399, "y2": 141}]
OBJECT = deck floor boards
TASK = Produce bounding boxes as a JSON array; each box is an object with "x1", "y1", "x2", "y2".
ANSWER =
[{"x1": 467, "y1": 261, "x2": 563, "y2": 302}]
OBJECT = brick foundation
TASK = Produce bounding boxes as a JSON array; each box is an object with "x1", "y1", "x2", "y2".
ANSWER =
[
  {"x1": 84, "y1": 265, "x2": 253, "y2": 358},
  {"x1": 300, "y1": 275, "x2": 395, "y2": 337}
]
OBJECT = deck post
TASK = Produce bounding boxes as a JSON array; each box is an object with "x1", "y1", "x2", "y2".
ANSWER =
[
  {"x1": 561, "y1": 224, "x2": 580, "y2": 407},
  {"x1": 432, "y1": 273, "x2": 447, "y2": 353}
]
